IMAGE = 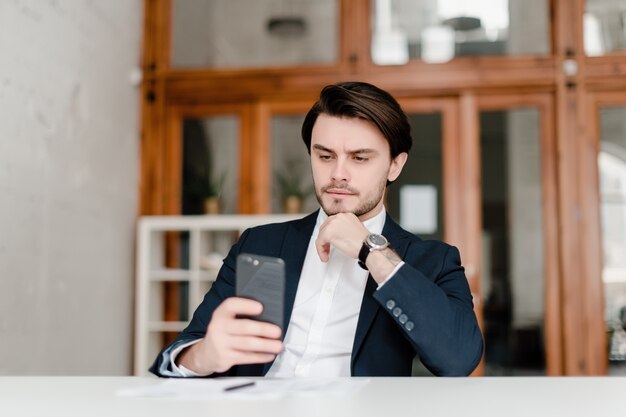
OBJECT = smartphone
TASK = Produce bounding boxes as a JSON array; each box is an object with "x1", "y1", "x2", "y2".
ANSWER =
[{"x1": 236, "y1": 253, "x2": 285, "y2": 330}]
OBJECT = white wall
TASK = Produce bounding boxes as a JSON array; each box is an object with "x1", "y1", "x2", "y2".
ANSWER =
[{"x1": 0, "y1": 1, "x2": 141, "y2": 375}]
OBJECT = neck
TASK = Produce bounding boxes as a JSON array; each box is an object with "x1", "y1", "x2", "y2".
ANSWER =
[{"x1": 357, "y1": 202, "x2": 384, "y2": 222}]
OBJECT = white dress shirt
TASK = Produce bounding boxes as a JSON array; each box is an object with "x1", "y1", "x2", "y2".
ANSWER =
[
  {"x1": 265, "y1": 208, "x2": 386, "y2": 377},
  {"x1": 170, "y1": 208, "x2": 402, "y2": 377}
]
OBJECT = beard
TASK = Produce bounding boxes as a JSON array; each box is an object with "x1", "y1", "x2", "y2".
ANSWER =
[{"x1": 315, "y1": 176, "x2": 387, "y2": 218}]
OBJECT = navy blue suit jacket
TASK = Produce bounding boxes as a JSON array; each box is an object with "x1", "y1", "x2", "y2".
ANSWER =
[{"x1": 150, "y1": 211, "x2": 483, "y2": 377}]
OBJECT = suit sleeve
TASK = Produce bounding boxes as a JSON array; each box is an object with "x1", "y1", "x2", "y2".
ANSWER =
[
  {"x1": 372, "y1": 244, "x2": 484, "y2": 376},
  {"x1": 149, "y1": 229, "x2": 251, "y2": 377}
]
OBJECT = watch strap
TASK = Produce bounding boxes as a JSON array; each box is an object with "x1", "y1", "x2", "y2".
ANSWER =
[{"x1": 358, "y1": 243, "x2": 371, "y2": 270}]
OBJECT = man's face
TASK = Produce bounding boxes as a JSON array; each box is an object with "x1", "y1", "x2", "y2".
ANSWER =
[{"x1": 310, "y1": 114, "x2": 407, "y2": 221}]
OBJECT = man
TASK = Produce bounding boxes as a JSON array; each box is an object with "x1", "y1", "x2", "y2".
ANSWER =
[{"x1": 150, "y1": 82, "x2": 483, "y2": 377}]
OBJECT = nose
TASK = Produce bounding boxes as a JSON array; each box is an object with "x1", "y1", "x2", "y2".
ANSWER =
[{"x1": 331, "y1": 157, "x2": 350, "y2": 183}]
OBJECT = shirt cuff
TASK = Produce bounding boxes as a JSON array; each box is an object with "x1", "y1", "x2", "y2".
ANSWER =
[
  {"x1": 376, "y1": 261, "x2": 405, "y2": 289},
  {"x1": 169, "y1": 339, "x2": 211, "y2": 377}
]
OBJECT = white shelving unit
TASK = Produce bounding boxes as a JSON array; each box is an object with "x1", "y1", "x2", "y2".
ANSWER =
[{"x1": 134, "y1": 214, "x2": 300, "y2": 376}]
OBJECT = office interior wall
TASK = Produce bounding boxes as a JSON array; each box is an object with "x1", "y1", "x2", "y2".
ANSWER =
[{"x1": 0, "y1": 1, "x2": 142, "y2": 374}]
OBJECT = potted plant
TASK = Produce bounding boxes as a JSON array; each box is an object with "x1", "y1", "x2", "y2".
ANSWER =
[
  {"x1": 275, "y1": 165, "x2": 312, "y2": 214},
  {"x1": 203, "y1": 170, "x2": 226, "y2": 214}
]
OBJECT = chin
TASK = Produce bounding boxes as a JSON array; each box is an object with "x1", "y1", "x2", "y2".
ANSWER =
[{"x1": 321, "y1": 201, "x2": 354, "y2": 216}]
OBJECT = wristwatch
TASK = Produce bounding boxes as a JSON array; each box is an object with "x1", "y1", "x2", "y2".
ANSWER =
[{"x1": 358, "y1": 233, "x2": 389, "y2": 270}]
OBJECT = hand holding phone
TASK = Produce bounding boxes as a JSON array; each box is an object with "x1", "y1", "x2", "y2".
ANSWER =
[
  {"x1": 236, "y1": 253, "x2": 286, "y2": 330},
  {"x1": 177, "y1": 296, "x2": 283, "y2": 374}
]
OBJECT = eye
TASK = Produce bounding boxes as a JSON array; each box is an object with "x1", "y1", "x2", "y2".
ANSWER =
[
  {"x1": 354, "y1": 155, "x2": 369, "y2": 162},
  {"x1": 319, "y1": 154, "x2": 333, "y2": 161}
]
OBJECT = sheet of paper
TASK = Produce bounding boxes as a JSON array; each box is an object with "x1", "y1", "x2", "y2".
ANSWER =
[
  {"x1": 116, "y1": 378, "x2": 254, "y2": 399},
  {"x1": 117, "y1": 378, "x2": 369, "y2": 400}
]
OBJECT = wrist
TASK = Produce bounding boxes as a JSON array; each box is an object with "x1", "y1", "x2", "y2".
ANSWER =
[
  {"x1": 366, "y1": 247, "x2": 402, "y2": 283},
  {"x1": 357, "y1": 233, "x2": 389, "y2": 269},
  {"x1": 177, "y1": 340, "x2": 215, "y2": 375}
]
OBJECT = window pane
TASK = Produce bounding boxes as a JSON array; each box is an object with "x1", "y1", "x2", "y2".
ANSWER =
[
  {"x1": 598, "y1": 106, "x2": 626, "y2": 375},
  {"x1": 387, "y1": 113, "x2": 444, "y2": 243},
  {"x1": 271, "y1": 115, "x2": 317, "y2": 214},
  {"x1": 585, "y1": 0, "x2": 626, "y2": 56},
  {"x1": 181, "y1": 117, "x2": 239, "y2": 214},
  {"x1": 480, "y1": 109, "x2": 546, "y2": 375},
  {"x1": 371, "y1": 0, "x2": 550, "y2": 65},
  {"x1": 172, "y1": 0, "x2": 338, "y2": 68}
]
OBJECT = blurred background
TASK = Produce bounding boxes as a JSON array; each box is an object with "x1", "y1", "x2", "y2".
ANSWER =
[{"x1": 1, "y1": 0, "x2": 625, "y2": 378}]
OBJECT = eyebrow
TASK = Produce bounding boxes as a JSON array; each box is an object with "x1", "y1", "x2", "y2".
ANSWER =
[{"x1": 312, "y1": 144, "x2": 377, "y2": 155}]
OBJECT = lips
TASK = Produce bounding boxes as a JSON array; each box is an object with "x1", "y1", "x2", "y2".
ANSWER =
[
  {"x1": 326, "y1": 188, "x2": 354, "y2": 195},
  {"x1": 321, "y1": 183, "x2": 358, "y2": 196}
]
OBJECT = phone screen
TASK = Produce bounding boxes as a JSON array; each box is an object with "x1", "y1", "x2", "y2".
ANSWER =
[{"x1": 236, "y1": 253, "x2": 285, "y2": 330}]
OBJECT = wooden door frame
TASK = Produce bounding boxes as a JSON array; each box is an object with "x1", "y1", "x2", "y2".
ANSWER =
[
  {"x1": 396, "y1": 97, "x2": 490, "y2": 374},
  {"x1": 396, "y1": 98, "x2": 462, "y2": 243},
  {"x1": 396, "y1": 98, "x2": 468, "y2": 283},
  {"x1": 252, "y1": 99, "x2": 319, "y2": 213},
  {"x1": 162, "y1": 103, "x2": 255, "y2": 215},
  {"x1": 470, "y1": 93, "x2": 562, "y2": 375},
  {"x1": 582, "y1": 90, "x2": 626, "y2": 375}
]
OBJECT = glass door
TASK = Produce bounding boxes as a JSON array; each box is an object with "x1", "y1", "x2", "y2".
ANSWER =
[
  {"x1": 591, "y1": 96, "x2": 626, "y2": 376},
  {"x1": 392, "y1": 98, "x2": 472, "y2": 375},
  {"x1": 391, "y1": 96, "x2": 561, "y2": 376},
  {"x1": 469, "y1": 95, "x2": 560, "y2": 375},
  {"x1": 159, "y1": 103, "x2": 250, "y2": 344}
]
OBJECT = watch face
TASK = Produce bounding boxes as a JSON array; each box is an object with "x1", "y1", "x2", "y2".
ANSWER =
[{"x1": 367, "y1": 234, "x2": 388, "y2": 249}]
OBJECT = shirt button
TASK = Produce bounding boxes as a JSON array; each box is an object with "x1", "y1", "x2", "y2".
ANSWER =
[
  {"x1": 405, "y1": 321, "x2": 414, "y2": 331},
  {"x1": 386, "y1": 300, "x2": 396, "y2": 310},
  {"x1": 392, "y1": 307, "x2": 402, "y2": 317},
  {"x1": 399, "y1": 314, "x2": 408, "y2": 324}
]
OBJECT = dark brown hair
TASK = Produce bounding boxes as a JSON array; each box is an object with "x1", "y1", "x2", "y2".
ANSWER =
[{"x1": 301, "y1": 81, "x2": 412, "y2": 158}]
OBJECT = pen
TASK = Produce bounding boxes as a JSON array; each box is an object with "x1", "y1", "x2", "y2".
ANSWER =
[{"x1": 223, "y1": 381, "x2": 256, "y2": 392}]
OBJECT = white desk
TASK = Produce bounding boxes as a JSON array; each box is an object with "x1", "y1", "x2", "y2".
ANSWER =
[{"x1": 0, "y1": 376, "x2": 624, "y2": 417}]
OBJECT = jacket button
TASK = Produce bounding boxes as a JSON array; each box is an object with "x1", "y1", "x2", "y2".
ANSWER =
[
  {"x1": 405, "y1": 321, "x2": 414, "y2": 331},
  {"x1": 392, "y1": 307, "x2": 402, "y2": 317},
  {"x1": 399, "y1": 314, "x2": 408, "y2": 324},
  {"x1": 386, "y1": 300, "x2": 396, "y2": 310}
]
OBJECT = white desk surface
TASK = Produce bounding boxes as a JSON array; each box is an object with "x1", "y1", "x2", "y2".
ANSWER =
[{"x1": 0, "y1": 376, "x2": 624, "y2": 417}]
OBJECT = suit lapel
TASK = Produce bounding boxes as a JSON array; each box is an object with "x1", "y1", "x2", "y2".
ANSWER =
[
  {"x1": 350, "y1": 214, "x2": 412, "y2": 372},
  {"x1": 261, "y1": 211, "x2": 317, "y2": 375},
  {"x1": 280, "y1": 211, "x2": 318, "y2": 329}
]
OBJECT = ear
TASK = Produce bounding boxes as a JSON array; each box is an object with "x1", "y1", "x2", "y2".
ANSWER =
[{"x1": 387, "y1": 152, "x2": 408, "y2": 182}]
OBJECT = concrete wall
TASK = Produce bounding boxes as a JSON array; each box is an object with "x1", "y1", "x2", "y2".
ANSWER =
[{"x1": 0, "y1": 1, "x2": 141, "y2": 375}]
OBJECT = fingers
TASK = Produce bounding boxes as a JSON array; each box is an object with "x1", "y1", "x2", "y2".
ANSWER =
[
  {"x1": 228, "y1": 352, "x2": 277, "y2": 366},
  {"x1": 229, "y1": 318, "x2": 282, "y2": 339},
  {"x1": 209, "y1": 348, "x2": 278, "y2": 374},
  {"x1": 230, "y1": 335, "x2": 283, "y2": 354},
  {"x1": 216, "y1": 297, "x2": 263, "y2": 318},
  {"x1": 179, "y1": 297, "x2": 284, "y2": 374},
  {"x1": 315, "y1": 213, "x2": 368, "y2": 261},
  {"x1": 213, "y1": 297, "x2": 282, "y2": 339},
  {"x1": 218, "y1": 335, "x2": 283, "y2": 371},
  {"x1": 316, "y1": 240, "x2": 330, "y2": 262}
]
